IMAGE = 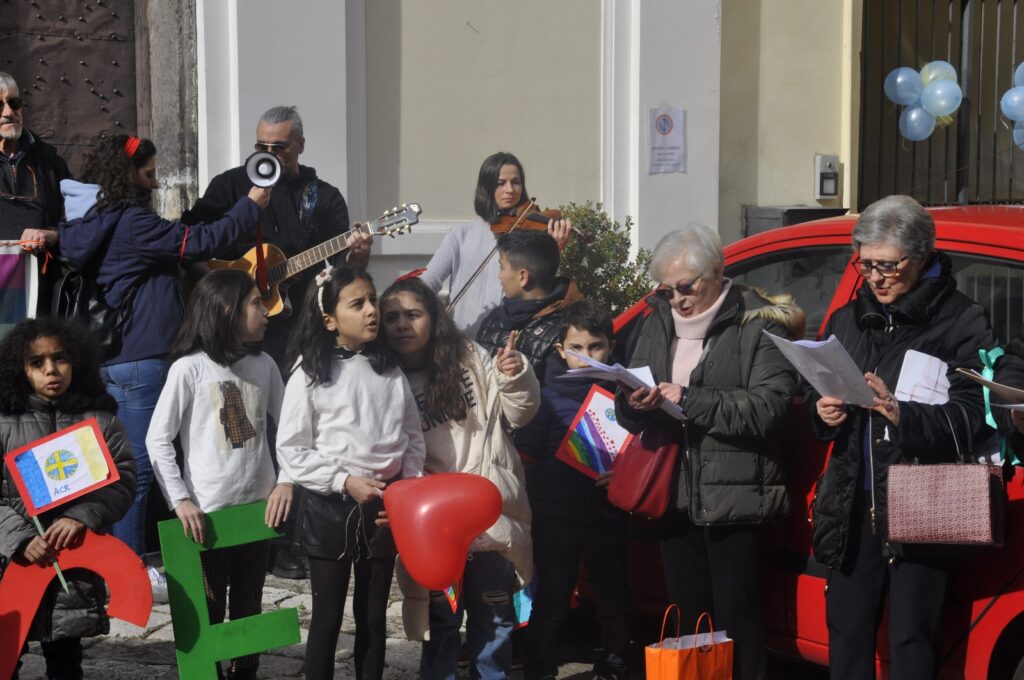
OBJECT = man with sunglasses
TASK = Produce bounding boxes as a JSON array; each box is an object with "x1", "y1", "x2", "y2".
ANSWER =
[
  {"x1": 0, "y1": 71, "x2": 71, "y2": 316},
  {"x1": 183, "y1": 105, "x2": 368, "y2": 581}
]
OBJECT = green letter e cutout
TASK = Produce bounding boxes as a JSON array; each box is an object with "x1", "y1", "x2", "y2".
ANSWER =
[{"x1": 158, "y1": 501, "x2": 301, "y2": 678}]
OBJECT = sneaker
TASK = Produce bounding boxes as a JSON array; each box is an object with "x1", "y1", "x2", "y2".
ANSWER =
[{"x1": 148, "y1": 565, "x2": 169, "y2": 604}]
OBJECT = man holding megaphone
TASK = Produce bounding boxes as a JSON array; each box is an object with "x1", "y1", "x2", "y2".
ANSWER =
[{"x1": 182, "y1": 105, "x2": 371, "y2": 580}]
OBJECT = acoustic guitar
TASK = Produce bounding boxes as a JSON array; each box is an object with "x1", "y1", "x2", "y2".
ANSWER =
[{"x1": 208, "y1": 203, "x2": 421, "y2": 316}]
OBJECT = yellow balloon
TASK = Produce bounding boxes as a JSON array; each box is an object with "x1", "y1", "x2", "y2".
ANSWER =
[
  {"x1": 935, "y1": 114, "x2": 955, "y2": 128},
  {"x1": 921, "y1": 61, "x2": 957, "y2": 85}
]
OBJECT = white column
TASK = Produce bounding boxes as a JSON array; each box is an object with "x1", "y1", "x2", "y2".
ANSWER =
[{"x1": 601, "y1": 0, "x2": 722, "y2": 250}]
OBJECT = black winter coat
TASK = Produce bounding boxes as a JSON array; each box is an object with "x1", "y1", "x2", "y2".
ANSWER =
[
  {"x1": 808, "y1": 253, "x2": 994, "y2": 569},
  {"x1": 476, "y1": 278, "x2": 583, "y2": 384},
  {"x1": 616, "y1": 285, "x2": 800, "y2": 524},
  {"x1": 0, "y1": 393, "x2": 136, "y2": 642},
  {"x1": 992, "y1": 334, "x2": 1024, "y2": 459},
  {"x1": 0, "y1": 130, "x2": 70, "y2": 237}
]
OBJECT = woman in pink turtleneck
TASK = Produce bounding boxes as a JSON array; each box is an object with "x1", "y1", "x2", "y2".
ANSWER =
[{"x1": 616, "y1": 224, "x2": 804, "y2": 680}]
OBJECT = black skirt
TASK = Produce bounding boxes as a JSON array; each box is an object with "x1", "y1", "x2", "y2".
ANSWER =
[{"x1": 291, "y1": 487, "x2": 396, "y2": 562}]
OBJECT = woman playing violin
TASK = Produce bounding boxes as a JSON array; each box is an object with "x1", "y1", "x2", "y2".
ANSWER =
[{"x1": 421, "y1": 151, "x2": 572, "y2": 335}]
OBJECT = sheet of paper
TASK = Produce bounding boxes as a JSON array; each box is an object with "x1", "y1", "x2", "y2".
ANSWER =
[
  {"x1": 560, "y1": 350, "x2": 685, "y2": 420},
  {"x1": 895, "y1": 350, "x2": 950, "y2": 405},
  {"x1": 764, "y1": 331, "x2": 877, "y2": 408},
  {"x1": 956, "y1": 367, "x2": 1024, "y2": 403}
]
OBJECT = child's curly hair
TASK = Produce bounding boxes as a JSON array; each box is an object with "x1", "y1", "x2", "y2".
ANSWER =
[
  {"x1": 80, "y1": 133, "x2": 157, "y2": 214},
  {"x1": 0, "y1": 318, "x2": 116, "y2": 414}
]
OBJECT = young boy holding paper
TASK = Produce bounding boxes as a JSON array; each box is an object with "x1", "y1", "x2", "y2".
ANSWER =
[{"x1": 513, "y1": 299, "x2": 631, "y2": 680}]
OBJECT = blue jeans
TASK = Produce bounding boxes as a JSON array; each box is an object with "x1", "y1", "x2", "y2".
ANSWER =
[
  {"x1": 421, "y1": 551, "x2": 517, "y2": 680},
  {"x1": 101, "y1": 359, "x2": 169, "y2": 559}
]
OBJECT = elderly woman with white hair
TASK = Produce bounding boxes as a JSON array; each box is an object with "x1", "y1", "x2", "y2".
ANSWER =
[
  {"x1": 809, "y1": 195, "x2": 993, "y2": 679},
  {"x1": 616, "y1": 223, "x2": 803, "y2": 680}
]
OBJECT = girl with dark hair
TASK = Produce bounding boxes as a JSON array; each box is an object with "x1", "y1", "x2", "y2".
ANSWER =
[
  {"x1": 380, "y1": 277, "x2": 538, "y2": 679},
  {"x1": 276, "y1": 265, "x2": 425, "y2": 680},
  {"x1": 56, "y1": 133, "x2": 271, "y2": 601},
  {"x1": 421, "y1": 151, "x2": 573, "y2": 336},
  {"x1": 0, "y1": 317, "x2": 136, "y2": 680},
  {"x1": 146, "y1": 269, "x2": 290, "y2": 680}
]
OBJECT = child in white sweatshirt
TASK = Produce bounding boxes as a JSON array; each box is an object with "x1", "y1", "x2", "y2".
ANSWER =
[
  {"x1": 276, "y1": 265, "x2": 425, "y2": 680},
  {"x1": 147, "y1": 269, "x2": 292, "y2": 680}
]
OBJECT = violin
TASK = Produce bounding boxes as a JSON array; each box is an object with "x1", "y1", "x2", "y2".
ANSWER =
[{"x1": 490, "y1": 199, "x2": 595, "y2": 243}]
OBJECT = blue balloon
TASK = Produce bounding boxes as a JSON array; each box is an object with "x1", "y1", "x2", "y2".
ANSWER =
[
  {"x1": 1015, "y1": 62, "x2": 1024, "y2": 88},
  {"x1": 899, "y1": 106, "x2": 936, "y2": 141},
  {"x1": 920, "y1": 60, "x2": 957, "y2": 85},
  {"x1": 1014, "y1": 122, "x2": 1024, "y2": 150},
  {"x1": 920, "y1": 80, "x2": 962, "y2": 116},
  {"x1": 884, "y1": 67, "x2": 923, "y2": 105},
  {"x1": 1001, "y1": 87, "x2": 1024, "y2": 121}
]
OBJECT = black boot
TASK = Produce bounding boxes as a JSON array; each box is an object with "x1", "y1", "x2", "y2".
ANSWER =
[
  {"x1": 271, "y1": 543, "x2": 308, "y2": 579},
  {"x1": 41, "y1": 638, "x2": 83, "y2": 680}
]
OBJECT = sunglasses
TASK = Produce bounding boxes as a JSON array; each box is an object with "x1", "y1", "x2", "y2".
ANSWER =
[
  {"x1": 254, "y1": 141, "x2": 290, "y2": 153},
  {"x1": 0, "y1": 97, "x2": 23, "y2": 111},
  {"x1": 656, "y1": 272, "x2": 705, "y2": 298},
  {"x1": 851, "y1": 256, "x2": 908, "y2": 278}
]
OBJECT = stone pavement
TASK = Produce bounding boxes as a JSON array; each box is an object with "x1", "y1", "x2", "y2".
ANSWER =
[{"x1": 15, "y1": 571, "x2": 597, "y2": 679}]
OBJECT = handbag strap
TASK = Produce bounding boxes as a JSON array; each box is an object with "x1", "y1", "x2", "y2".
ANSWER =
[
  {"x1": 658, "y1": 604, "x2": 681, "y2": 642},
  {"x1": 694, "y1": 611, "x2": 717, "y2": 650},
  {"x1": 939, "y1": 407, "x2": 964, "y2": 464}
]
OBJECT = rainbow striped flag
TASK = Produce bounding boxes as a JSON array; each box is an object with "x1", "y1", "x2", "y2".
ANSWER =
[
  {"x1": 3, "y1": 418, "x2": 119, "y2": 516},
  {"x1": 0, "y1": 246, "x2": 37, "y2": 337},
  {"x1": 555, "y1": 385, "x2": 634, "y2": 480}
]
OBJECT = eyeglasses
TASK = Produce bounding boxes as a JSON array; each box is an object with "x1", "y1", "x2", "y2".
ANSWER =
[
  {"x1": 254, "y1": 141, "x2": 290, "y2": 153},
  {"x1": 0, "y1": 164, "x2": 37, "y2": 202},
  {"x1": 655, "y1": 272, "x2": 705, "y2": 298},
  {"x1": 851, "y1": 257, "x2": 909, "y2": 278},
  {"x1": 0, "y1": 97, "x2": 23, "y2": 111}
]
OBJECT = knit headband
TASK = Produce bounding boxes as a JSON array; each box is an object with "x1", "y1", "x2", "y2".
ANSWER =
[
  {"x1": 315, "y1": 265, "x2": 334, "y2": 314},
  {"x1": 124, "y1": 136, "x2": 141, "y2": 158}
]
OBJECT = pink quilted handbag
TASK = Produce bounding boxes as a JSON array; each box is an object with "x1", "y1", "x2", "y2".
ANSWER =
[
  {"x1": 887, "y1": 462, "x2": 1005, "y2": 545},
  {"x1": 886, "y1": 405, "x2": 1006, "y2": 546}
]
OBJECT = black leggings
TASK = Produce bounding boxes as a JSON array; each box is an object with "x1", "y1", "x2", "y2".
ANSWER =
[{"x1": 305, "y1": 554, "x2": 396, "y2": 680}]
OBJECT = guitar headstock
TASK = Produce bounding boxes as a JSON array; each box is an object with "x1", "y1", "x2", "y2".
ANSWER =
[{"x1": 368, "y1": 203, "x2": 421, "y2": 237}]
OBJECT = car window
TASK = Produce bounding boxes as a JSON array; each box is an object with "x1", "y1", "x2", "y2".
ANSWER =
[
  {"x1": 727, "y1": 246, "x2": 851, "y2": 339},
  {"x1": 947, "y1": 253, "x2": 1024, "y2": 346}
]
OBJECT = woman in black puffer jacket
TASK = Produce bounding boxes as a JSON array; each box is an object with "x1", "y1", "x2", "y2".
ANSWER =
[
  {"x1": 616, "y1": 224, "x2": 802, "y2": 680},
  {"x1": 809, "y1": 195, "x2": 994, "y2": 680}
]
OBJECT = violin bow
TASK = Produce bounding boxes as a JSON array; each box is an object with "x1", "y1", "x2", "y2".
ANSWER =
[{"x1": 445, "y1": 198, "x2": 537, "y2": 314}]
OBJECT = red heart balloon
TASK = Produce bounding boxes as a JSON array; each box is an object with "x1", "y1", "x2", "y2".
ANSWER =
[{"x1": 384, "y1": 472, "x2": 503, "y2": 591}]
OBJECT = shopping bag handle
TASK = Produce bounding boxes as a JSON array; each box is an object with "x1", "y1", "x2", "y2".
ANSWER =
[
  {"x1": 695, "y1": 611, "x2": 717, "y2": 651},
  {"x1": 659, "y1": 604, "x2": 681, "y2": 642}
]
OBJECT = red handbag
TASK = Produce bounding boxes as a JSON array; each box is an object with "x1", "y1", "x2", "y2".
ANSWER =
[{"x1": 607, "y1": 427, "x2": 680, "y2": 518}]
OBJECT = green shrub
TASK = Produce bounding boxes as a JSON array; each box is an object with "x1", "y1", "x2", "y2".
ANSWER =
[{"x1": 559, "y1": 201, "x2": 652, "y2": 315}]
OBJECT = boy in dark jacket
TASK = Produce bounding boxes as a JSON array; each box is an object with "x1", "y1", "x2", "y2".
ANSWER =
[
  {"x1": 476, "y1": 230, "x2": 583, "y2": 383},
  {"x1": 514, "y1": 300, "x2": 630, "y2": 680}
]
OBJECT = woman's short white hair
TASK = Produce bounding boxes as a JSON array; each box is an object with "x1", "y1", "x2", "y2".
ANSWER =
[
  {"x1": 649, "y1": 224, "x2": 725, "y2": 283},
  {"x1": 852, "y1": 194, "x2": 935, "y2": 263}
]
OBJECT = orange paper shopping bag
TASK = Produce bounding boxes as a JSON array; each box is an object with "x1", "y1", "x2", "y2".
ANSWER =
[{"x1": 646, "y1": 605, "x2": 733, "y2": 680}]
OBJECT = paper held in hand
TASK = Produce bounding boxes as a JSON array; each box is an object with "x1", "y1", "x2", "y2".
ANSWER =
[
  {"x1": 956, "y1": 367, "x2": 1024, "y2": 408},
  {"x1": 762, "y1": 331, "x2": 877, "y2": 407},
  {"x1": 559, "y1": 349, "x2": 685, "y2": 420}
]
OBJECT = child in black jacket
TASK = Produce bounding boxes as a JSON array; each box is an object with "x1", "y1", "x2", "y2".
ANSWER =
[{"x1": 514, "y1": 300, "x2": 630, "y2": 680}]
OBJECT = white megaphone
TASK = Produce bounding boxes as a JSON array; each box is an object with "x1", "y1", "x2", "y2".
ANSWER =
[{"x1": 245, "y1": 151, "x2": 281, "y2": 188}]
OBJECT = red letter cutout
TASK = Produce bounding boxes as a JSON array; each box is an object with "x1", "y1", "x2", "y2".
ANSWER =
[{"x1": 0, "y1": 530, "x2": 151, "y2": 679}]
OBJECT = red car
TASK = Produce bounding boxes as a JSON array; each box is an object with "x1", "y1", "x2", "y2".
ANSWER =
[{"x1": 609, "y1": 206, "x2": 1024, "y2": 679}]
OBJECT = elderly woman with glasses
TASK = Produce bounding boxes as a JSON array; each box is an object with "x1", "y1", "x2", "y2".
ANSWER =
[
  {"x1": 615, "y1": 223, "x2": 803, "y2": 680},
  {"x1": 809, "y1": 195, "x2": 993, "y2": 679}
]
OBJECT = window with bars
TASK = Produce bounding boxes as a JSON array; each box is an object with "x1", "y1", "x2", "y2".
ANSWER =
[{"x1": 860, "y1": 0, "x2": 1024, "y2": 209}]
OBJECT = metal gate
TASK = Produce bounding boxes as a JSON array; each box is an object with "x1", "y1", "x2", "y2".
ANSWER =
[
  {"x1": 860, "y1": 0, "x2": 1024, "y2": 209},
  {"x1": 0, "y1": 0, "x2": 139, "y2": 173}
]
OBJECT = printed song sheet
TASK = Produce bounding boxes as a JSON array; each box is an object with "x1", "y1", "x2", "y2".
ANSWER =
[
  {"x1": 559, "y1": 350, "x2": 685, "y2": 420},
  {"x1": 763, "y1": 332, "x2": 877, "y2": 407}
]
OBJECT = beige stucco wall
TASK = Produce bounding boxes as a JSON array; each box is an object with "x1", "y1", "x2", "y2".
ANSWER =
[
  {"x1": 719, "y1": 0, "x2": 858, "y2": 245},
  {"x1": 364, "y1": 1, "x2": 601, "y2": 222}
]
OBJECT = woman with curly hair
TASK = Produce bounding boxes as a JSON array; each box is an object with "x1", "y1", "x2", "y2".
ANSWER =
[
  {"x1": 0, "y1": 317, "x2": 136, "y2": 679},
  {"x1": 380, "y1": 276, "x2": 538, "y2": 679},
  {"x1": 56, "y1": 133, "x2": 271, "y2": 599}
]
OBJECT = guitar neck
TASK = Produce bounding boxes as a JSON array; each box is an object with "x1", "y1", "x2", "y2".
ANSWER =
[{"x1": 270, "y1": 225, "x2": 370, "y2": 284}]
